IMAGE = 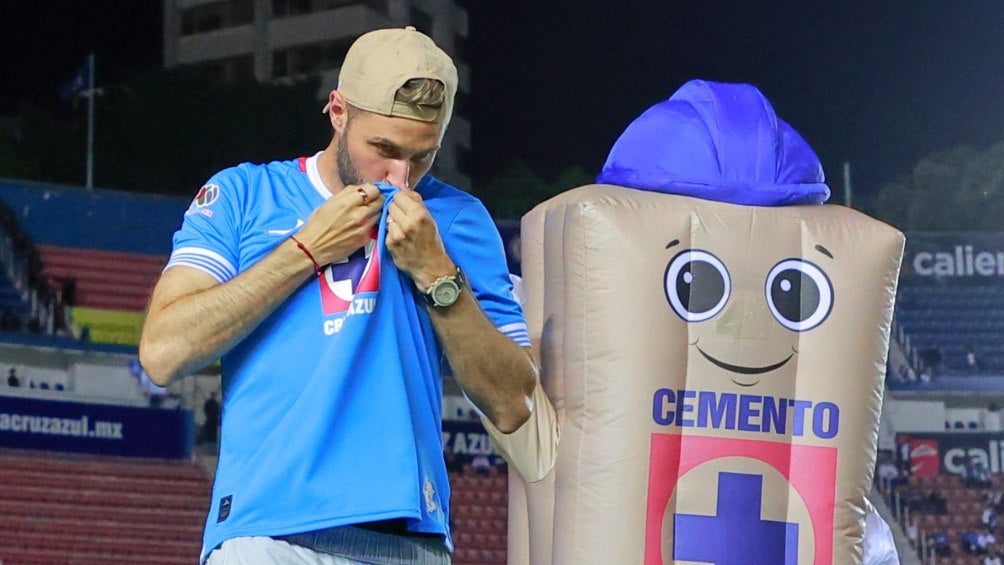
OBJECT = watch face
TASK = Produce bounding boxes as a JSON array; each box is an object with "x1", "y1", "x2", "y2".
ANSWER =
[{"x1": 432, "y1": 281, "x2": 460, "y2": 306}]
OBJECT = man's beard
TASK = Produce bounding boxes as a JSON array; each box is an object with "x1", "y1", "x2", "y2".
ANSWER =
[{"x1": 336, "y1": 132, "x2": 364, "y2": 187}]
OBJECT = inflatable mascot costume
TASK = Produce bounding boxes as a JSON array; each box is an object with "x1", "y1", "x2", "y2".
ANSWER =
[{"x1": 487, "y1": 80, "x2": 905, "y2": 564}]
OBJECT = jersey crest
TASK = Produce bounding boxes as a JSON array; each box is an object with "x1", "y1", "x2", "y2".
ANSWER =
[{"x1": 319, "y1": 227, "x2": 380, "y2": 315}]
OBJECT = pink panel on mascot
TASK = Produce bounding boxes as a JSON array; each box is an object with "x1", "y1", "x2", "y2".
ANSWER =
[{"x1": 507, "y1": 81, "x2": 904, "y2": 564}]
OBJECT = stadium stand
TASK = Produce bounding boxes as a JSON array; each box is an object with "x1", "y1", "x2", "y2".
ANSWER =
[
  {"x1": 37, "y1": 245, "x2": 166, "y2": 313},
  {"x1": 896, "y1": 284, "x2": 1004, "y2": 374},
  {"x1": 883, "y1": 471, "x2": 1004, "y2": 563},
  {"x1": 450, "y1": 471, "x2": 509, "y2": 565},
  {"x1": 0, "y1": 447, "x2": 210, "y2": 564}
]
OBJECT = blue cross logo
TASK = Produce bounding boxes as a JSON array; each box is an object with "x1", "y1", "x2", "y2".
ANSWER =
[{"x1": 673, "y1": 472, "x2": 799, "y2": 564}]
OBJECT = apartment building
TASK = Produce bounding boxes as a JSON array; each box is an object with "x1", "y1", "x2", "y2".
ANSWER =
[{"x1": 163, "y1": 0, "x2": 471, "y2": 187}]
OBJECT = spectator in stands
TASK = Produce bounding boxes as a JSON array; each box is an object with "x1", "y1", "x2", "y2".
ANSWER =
[
  {"x1": 989, "y1": 405, "x2": 1003, "y2": 433},
  {"x1": 919, "y1": 344, "x2": 943, "y2": 375},
  {"x1": 928, "y1": 488, "x2": 948, "y2": 515},
  {"x1": 971, "y1": 459, "x2": 994, "y2": 488},
  {"x1": 988, "y1": 490, "x2": 1003, "y2": 507},
  {"x1": 6, "y1": 367, "x2": 18, "y2": 387},
  {"x1": 876, "y1": 456, "x2": 906, "y2": 491},
  {"x1": 898, "y1": 436, "x2": 913, "y2": 473},
  {"x1": 932, "y1": 530, "x2": 952, "y2": 556},
  {"x1": 968, "y1": 344, "x2": 982, "y2": 373},
  {"x1": 469, "y1": 453, "x2": 492, "y2": 476},
  {"x1": 980, "y1": 527, "x2": 999, "y2": 555},
  {"x1": 59, "y1": 278, "x2": 76, "y2": 307},
  {"x1": 201, "y1": 392, "x2": 221, "y2": 445},
  {"x1": 904, "y1": 519, "x2": 917, "y2": 547},
  {"x1": 903, "y1": 487, "x2": 926, "y2": 513},
  {"x1": 965, "y1": 530, "x2": 982, "y2": 554},
  {"x1": 985, "y1": 503, "x2": 1001, "y2": 533},
  {"x1": 896, "y1": 364, "x2": 916, "y2": 383},
  {"x1": 138, "y1": 27, "x2": 537, "y2": 565},
  {"x1": 919, "y1": 365, "x2": 933, "y2": 383},
  {"x1": 985, "y1": 547, "x2": 1003, "y2": 565}
]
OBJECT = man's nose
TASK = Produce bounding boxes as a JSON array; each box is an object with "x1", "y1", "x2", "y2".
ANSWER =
[{"x1": 384, "y1": 160, "x2": 411, "y2": 190}]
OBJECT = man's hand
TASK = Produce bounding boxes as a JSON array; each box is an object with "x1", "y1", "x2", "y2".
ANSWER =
[
  {"x1": 385, "y1": 189, "x2": 455, "y2": 289},
  {"x1": 296, "y1": 183, "x2": 385, "y2": 266}
]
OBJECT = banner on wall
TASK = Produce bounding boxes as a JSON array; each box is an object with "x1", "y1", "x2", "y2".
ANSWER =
[
  {"x1": 442, "y1": 419, "x2": 505, "y2": 467},
  {"x1": 902, "y1": 232, "x2": 1004, "y2": 284},
  {"x1": 70, "y1": 307, "x2": 145, "y2": 346},
  {"x1": 0, "y1": 395, "x2": 193, "y2": 459},
  {"x1": 897, "y1": 431, "x2": 1004, "y2": 476}
]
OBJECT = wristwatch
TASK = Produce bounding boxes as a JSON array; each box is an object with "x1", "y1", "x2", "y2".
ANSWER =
[{"x1": 423, "y1": 268, "x2": 466, "y2": 308}]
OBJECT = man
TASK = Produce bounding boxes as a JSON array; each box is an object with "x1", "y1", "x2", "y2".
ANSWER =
[
  {"x1": 139, "y1": 27, "x2": 537, "y2": 564},
  {"x1": 201, "y1": 391, "x2": 220, "y2": 445}
]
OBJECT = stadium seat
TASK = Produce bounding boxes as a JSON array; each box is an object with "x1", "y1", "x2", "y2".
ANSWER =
[{"x1": 0, "y1": 448, "x2": 208, "y2": 563}]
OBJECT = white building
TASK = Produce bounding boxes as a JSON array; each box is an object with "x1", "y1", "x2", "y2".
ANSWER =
[{"x1": 163, "y1": 0, "x2": 471, "y2": 187}]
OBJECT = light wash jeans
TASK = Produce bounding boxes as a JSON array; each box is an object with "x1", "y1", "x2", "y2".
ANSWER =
[{"x1": 206, "y1": 525, "x2": 451, "y2": 565}]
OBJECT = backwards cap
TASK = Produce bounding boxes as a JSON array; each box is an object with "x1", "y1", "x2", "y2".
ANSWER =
[{"x1": 325, "y1": 26, "x2": 458, "y2": 126}]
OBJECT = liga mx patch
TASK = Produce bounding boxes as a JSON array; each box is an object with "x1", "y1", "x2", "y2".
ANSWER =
[
  {"x1": 319, "y1": 228, "x2": 380, "y2": 315},
  {"x1": 645, "y1": 434, "x2": 836, "y2": 564}
]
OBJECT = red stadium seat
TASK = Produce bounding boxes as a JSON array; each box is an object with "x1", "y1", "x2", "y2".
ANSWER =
[{"x1": 0, "y1": 448, "x2": 208, "y2": 563}]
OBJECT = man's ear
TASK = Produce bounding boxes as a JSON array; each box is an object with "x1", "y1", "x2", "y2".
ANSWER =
[{"x1": 326, "y1": 90, "x2": 349, "y2": 133}]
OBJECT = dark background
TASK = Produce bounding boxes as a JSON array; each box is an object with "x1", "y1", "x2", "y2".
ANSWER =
[{"x1": 3, "y1": 1, "x2": 1004, "y2": 202}]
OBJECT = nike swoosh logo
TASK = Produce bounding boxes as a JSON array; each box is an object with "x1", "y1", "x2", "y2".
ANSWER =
[{"x1": 267, "y1": 219, "x2": 304, "y2": 235}]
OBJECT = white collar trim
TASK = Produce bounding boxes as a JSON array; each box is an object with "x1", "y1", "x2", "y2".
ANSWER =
[{"x1": 306, "y1": 151, "x2": 333, "y2": 199}]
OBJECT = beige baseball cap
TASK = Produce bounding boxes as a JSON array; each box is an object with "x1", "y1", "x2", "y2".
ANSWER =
[{"x1": 323, "y1": 26, "x2": 458, "y2": 125}]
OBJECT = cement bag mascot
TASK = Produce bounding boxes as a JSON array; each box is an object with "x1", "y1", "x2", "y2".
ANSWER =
[{"x1": 484, "y1": 80, "x2": 904, "y2": 564}]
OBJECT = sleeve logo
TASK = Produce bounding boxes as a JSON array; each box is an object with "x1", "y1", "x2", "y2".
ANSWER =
[{"x1": 186, "y1": 184, "x2": 220, "y2": 217}]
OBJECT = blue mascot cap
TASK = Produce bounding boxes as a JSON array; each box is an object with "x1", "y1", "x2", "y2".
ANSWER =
[{"x1": 597, "y1": 80, "x2": 830, "y2": 206}]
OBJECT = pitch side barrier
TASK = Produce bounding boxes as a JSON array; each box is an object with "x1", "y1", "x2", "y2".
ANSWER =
[{"x1": 0, "y1": 395, "x2": 193, "y2": 458}]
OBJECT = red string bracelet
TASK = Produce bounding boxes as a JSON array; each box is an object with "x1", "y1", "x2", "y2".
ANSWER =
[{"x1": 289, "y1": 235, "x2": 322, "y2": 277}]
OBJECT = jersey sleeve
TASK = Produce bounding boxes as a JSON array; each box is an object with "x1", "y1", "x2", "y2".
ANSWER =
[
  {"x1": 164, "y1": 170, "x2": 244, "y2": 283},
  {"x1": 443, "y1": 201, "x2": 530, "y2": 347}
]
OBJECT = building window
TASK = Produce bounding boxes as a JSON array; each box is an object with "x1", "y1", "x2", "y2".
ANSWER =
[
  {"x1": 272, "y1": 38, "x2": 354, "y2": 78},
  {"x1": 181, "y1": 0, "x2": 254, "y2": 36},
  {"x1": 272, "y1": 0, "x2": 388, "y2": 18},
  {"x1": 199, "y1": 54, "x2": 256, "y2": 84},
  {"x1": 272, "y1": 0, "x2": 312, "y2": 17}
]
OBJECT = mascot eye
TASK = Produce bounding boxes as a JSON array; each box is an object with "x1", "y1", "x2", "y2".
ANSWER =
[
  {"x1": 765, "y1": 259, "x2": 833, "y2": 331},
  {"x1": 664, "y1": 250, "x2": 730, "y2": 322}
]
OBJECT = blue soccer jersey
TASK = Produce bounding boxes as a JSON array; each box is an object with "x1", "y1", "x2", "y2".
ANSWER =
[{"x1": 165, "y1": 154, "x2": 529, "y2": 562}]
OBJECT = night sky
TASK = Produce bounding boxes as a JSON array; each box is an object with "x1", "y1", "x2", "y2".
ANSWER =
[{"x1": 3, "y1": 1, "x2": 1004, "y2": 204}]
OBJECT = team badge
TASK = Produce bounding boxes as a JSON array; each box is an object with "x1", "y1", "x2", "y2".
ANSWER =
[
  {"x1": 645, "y1": 434, "x2": 837, "y2": 564},
  {"x1": 319, "y1": 228, "x2": 380, "y2": 316}
]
